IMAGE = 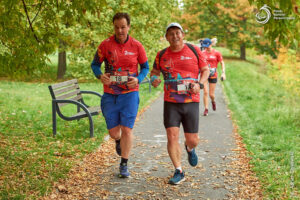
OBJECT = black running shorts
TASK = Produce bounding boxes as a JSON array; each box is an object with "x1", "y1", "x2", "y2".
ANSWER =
[
  {"x1": 163, "y1": 101, "x2": 199, "y2": 133},
  {"x1": 208, "y1": 78, "x2": 217, "y2": 83}
]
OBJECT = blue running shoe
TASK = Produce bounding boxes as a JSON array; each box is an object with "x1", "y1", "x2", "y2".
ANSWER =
[
  {"x1": 119, "y1": 164, "x2": 130, "y2": 178},
  {"x1": 185, "y1": 145, "x2": 198, "y2": 167},
  {"x1": 115, "y1": 139, "x2": 121, "y2": 156},
  {"x1": 168, "y1": 169, "x2": 185, "y2": 185}
]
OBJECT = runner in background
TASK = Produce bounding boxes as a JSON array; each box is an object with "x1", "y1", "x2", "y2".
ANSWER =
[
  {"x1": 150, "y1": 22, "x2": 209, "y2": 185},
  {"x1": 201, "y1": 38, "x2": 226, "y2": 116},
  {"x1": 91, "y1": 12, "x2": 149, "y2": 178},
  {"x1": 199, "y1": 39, "x2": 205, "y2": 51}
]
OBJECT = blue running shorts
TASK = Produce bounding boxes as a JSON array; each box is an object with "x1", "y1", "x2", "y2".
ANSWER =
[{"x1": 101, "y1": 91, "x2": 139, "y2": 130}]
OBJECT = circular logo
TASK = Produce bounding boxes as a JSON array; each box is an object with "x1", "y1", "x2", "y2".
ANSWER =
[{"x1": 256, "y1": 4, "x2": 272, "y2": 24}]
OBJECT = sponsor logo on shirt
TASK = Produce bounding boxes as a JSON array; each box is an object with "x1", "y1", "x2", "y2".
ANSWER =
[
  {"x1": 180, "y1": 56, "x2": 192, "y2": 60},
  {"x1": 209, "y1": 56, "x2": 216, "y2": 59},
  {"x1": 125, "y1": 51, "x2": 135, "y2": 55}
]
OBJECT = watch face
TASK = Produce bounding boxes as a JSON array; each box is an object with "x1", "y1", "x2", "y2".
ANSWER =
[{"x1": 199, "y1": 83, "x2": 204, "y2": 89}]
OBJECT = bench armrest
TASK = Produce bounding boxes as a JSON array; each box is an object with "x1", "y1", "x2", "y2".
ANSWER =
[
  {"x1": 53, "y1": 99, "x2": 90, "y2": 115},
  {"x1": 80, "y1": 90, "x2": 102, "y2": 98},
  {"x1": 140, "y1": 76, "x2": 150, "y2": 84}
]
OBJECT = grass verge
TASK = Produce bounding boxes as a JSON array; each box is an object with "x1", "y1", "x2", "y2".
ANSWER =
[
  {"x1": 0, "y1": 80, "x2": 161, "y2": 199},
  {"x1": 220, "y1": 57, "x2": 300, "y2": 199}
]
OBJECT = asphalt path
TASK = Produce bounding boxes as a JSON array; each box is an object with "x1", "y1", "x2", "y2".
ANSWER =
[{"x1": 89, "y1": 82, "x2": 238, "y2": 199}]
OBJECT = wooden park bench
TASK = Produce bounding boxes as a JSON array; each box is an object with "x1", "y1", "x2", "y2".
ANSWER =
[{"x1": 48, "y1": 79, "x2": 102, "y2": 138}]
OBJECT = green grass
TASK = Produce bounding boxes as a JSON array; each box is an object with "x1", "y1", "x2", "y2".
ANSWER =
[
  {"x1": 0, "y1": 80, "x2": 161, "y2": 199},
  {"x1": 221, "y1": 59, "x2": 300, "y2": 198},
  {"x1": 1, "y1": 46, "x2": 299, "y2": 199}
]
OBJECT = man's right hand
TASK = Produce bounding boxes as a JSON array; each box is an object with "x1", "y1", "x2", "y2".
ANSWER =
[
  {"x1": 150, "y1": 69, "x2": 161, "y2": 88},
  {"x1": 151, "y1": 78, "x2": 161, "y2": 88},
  {"x1": 100, "y1": 73, "x2": 111, "y2": 85}
]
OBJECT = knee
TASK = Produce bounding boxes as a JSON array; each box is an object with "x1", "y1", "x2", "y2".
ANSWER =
[
  {"x1": 204, "y1": 90, "x2": 208, "y2": 96},
  {"x1": 120, "y1": 126, "x2": 132, "y2": 137},
  {"x1": 109, "y1": 126, "x2": 121, "y2": 140},
  {"x1": 209, "y1": 93, "x2": 215, "y2": 99},
  {"x1": 109, "y1": 132, "x2": 120, "y2": 140},
  {"x1": 186, "y1": 136, "x2": 199, "y2": 147}
]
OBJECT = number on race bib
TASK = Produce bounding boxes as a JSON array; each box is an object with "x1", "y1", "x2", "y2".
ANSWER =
[
  {"x1": 110, "y1": 70, "x2": 129, "y2": 84},
  {"x1": 110, "y1": 75, "x2": 128, "y2": 83}
]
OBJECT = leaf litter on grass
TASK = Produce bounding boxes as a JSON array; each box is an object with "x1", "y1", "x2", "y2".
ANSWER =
[{"x1": 41, "y1": 138, "x2": 116, "y2": 200}]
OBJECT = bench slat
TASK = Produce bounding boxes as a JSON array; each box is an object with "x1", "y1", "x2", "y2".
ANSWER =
[
  {"x1": 56, "y1": 90, "x2": 81, "y2": 100},
  {"x1": 51, "y1": 79, "x2": 78, "y2": 90},
  {"x1": 53, "y1": 84, "x2": 79, "y2": 96}
]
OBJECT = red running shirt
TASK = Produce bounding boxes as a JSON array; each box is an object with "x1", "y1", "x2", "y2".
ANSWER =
[
  {"x1": 203, "y1": 49, "x2": 223, "y2": 79},
  {"x1": 153, "y1": 44, "x2": 207, "y2": 103},
  {"x1": 97, "y1": 35, "x2": 148, "y2": 94}
]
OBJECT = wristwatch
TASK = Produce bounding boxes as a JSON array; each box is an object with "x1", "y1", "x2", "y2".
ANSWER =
[{"x1": 198, "y1": 82, "x2": 204, "y2": 89}]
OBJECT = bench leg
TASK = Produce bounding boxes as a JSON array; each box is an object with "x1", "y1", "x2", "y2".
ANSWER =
[
  {"x1": 77, "y1": 105, "x2": 80, "y2": 121},
  {"x1": 87, "y1": 113, "x2": 94, "y2": 138},
  {"x1": 52, "y1": 101, "x2": 57, "y2": 137}
]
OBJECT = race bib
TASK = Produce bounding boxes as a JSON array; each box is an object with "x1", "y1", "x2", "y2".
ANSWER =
[
  {"x1": 110, "y1": 71, "x2": 129, "y2": 84},
  {"x1": 177, "y1": 80, "x2": 193, "y2": 94},
  {"x1": 209, "y1": 68, "x2": 216, "y2": 77}
]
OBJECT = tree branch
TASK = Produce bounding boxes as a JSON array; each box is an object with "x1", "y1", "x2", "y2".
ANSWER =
[
  {"x1": 207, "y1": 6, "x2": 233, "y2": 35},
  {"x1": 21, "y1": 0, "x2": 40, "y2": 43},
  {"x1": 32, "y1": 1, "x2": 43, "y2": 23}
]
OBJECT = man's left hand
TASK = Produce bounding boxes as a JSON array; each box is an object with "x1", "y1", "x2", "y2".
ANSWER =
[
  {"x1": 127, "y1": 76, "x2": 138, "y2": 88},
  {"x1": 189, "y1": 82, "x2": 200, "y2": 94},
  {"x1": 221, "y1": 73, "x2": 226, "y2": 81}
]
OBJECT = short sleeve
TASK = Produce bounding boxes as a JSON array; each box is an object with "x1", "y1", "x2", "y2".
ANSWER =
[
  {"x1": 152, "y1": 51, "x2": 161, "y2": 70},
  {"x1": 137, "y1": 42, "x2": 148, "y2": 64},
  {"x1": 196, "y1": 47, "x2": 208, "y2": 69},
  {"x1": 97, "y1": 41, "x2": 106, "y2": 63},
  {"x1": 216, "y1": 51, "x2": 223, "y2": 62}
]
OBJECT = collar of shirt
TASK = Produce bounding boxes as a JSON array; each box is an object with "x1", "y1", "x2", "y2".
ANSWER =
[{"x1": 114, "y1": 35, "x2": 129, "y2": 44}]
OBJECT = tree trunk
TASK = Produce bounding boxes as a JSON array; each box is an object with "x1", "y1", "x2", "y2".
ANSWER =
[
  {"x1": 240, "y1": 43, "x2": 246, "y2": 60},
  {"x1": 57, "y1": 39, "x2": 66, "y2": 80},
  {"x1": 57, "y1": 51, "x2": 66, "y2": 79}
]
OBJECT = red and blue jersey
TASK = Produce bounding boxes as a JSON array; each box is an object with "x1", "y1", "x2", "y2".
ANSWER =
[
  {"x1": 203, "y1": 49, "x2": 223, "y2": 79},
  {"x1": 92, "y1": 35, "x2": 148, "y2": 94},
  {"x1": 153, "y1": 44, "x2": 207, "y2": 103}
]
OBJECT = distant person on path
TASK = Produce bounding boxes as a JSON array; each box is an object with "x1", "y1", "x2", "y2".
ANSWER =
[
  {"x1": 91, "y1": 12, "x2": 149, "y2": 178},
  {"x1": 150, "y1": 22, "x2": 209, "y2": 185},
  {"x1": 199, "y1": 39, "x2": 205, "y2": 51},
  {"x1": 201, "y1": 38, "x2": 226, "y2": 116}
]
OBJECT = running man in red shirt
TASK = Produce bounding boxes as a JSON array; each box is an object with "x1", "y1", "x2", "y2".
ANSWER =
[
  {"x1": 91, "y1": 13, "x2": 149, "y2": 178},
  {"x1": 201, "y1": 38, "x2": 226, "y2": 116},
  {"x1": 150, "y1": 23, "x2": 209, "y2": 185}
]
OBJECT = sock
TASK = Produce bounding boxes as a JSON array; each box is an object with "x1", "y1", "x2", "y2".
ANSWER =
[
  {"x1": 187, "y1": 146, "x2": 193, "y2": 152},
  {"x1": 176, "y1": 166, "x2": 182, "y2": 172},
  {"x1": 120, "y1": 157, "x2": 128, "y2": 166}
]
